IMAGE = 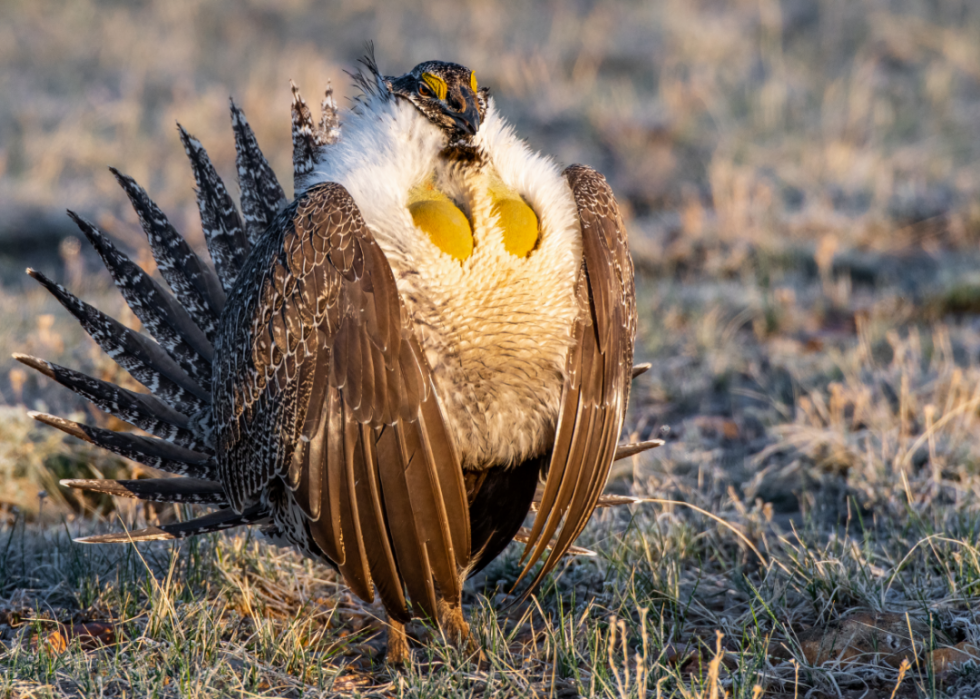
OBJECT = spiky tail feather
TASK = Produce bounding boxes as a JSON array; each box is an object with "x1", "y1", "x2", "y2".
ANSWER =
[
  {"x1": 74, "y1": 506, "x2": 267, "y2": 544},
  {"x1": 290, "y1": 81, "x2": 341, "y2": 192},
  {"x1": 62, "y1": 478, "x2": 227, "y2": 505},
  {"x1": 20, "y1": 102, "x2": 291, "y2": 533}
]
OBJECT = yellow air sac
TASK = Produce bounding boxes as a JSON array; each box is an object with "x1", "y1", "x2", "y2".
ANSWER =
[
  {"x1": 409, "y1": 199, "x2": 474, "y2": 262},
  {"x1": 493, "y1": 196, "x2": 539, "y2": 258}
]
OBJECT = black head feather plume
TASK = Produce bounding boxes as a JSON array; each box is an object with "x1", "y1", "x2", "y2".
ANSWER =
[{"x1": 349, "y1": 42, "x2": 389, "y2": 100}]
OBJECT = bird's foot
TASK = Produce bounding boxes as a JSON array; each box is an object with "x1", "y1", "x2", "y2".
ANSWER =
[
  {"x1": 439, "y1": 600, "x2": 483, "y2": 661},
  {"x1": 385, "y1": 620, "x2": 410, "y2": 665}
]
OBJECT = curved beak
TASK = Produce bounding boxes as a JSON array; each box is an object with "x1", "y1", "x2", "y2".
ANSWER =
[{"x1": 449, "y1": 99, "x2": 481, "y2": 136}]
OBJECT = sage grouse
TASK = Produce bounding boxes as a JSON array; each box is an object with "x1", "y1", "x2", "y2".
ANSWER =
[{"x1": 16, "y1": 56, "x2": 658, "y2": 662}]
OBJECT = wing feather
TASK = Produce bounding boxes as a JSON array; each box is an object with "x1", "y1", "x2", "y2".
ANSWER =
[
  {"x1": 214, "y1": 182, "x2": 469, "y2": 621},
  {"x1": 334, "y1": 415, "x2": 373, "y2": 601},
  {"x1": 354, "y1": 424, "x2": 411, "y2": 621},
  {"x1": 515, "y1": 165, "x2": 635, "y2": 594},
  {"x1": 307, "y1": 386, "x2": 344, "y2": 563},
  {"x1": 379, "y1": 420, "x2": 442, "y2": 617},
  {"x1": 417, "y1": 381, "x2": 470, "y2": 570}
]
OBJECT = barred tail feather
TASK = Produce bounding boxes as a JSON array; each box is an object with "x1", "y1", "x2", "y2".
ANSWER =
[
  {"x1": 319, "y1": 82, "x2": 341, "y2": 146},
  {"x1": 178, "y1": 124, "x2": 250, "y2": 293},
  {"x1": 75, "y1": 506, "x2": 268, "y2": 544},
  {"x1": 29, "y1": 412, "x2": 216, "y2": 480},
  {"x1": 291, "y1": 82, "x2": 320, "y2": 188},
  {"x1": 614, "y1": 439, "x2": 663, "y2": 461},
  {"x1": 62, "y1": 477, "x2": 227, "y2": 505},
  {"x1": 13, "y1": 354, "x2": 209, "y2": 453},
  {"x1": 67, "y1": 211, "x2": 214, "y2": 389},
  {"x1": 230, "y1": 100, "x2": 287, "y2": 245},
  {"x1": 110, "y1": 167, "x2": 225, "y2": 339},
  {"x1": 512, "y1": 527, "x2": 596, "y2": 557}
]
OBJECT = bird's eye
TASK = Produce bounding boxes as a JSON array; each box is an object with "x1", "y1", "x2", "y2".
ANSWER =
[{"x1": 419, "y1": 83, "x2": 433, "y2": 98}]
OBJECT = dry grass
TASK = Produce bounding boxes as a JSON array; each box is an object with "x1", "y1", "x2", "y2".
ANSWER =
[{"x1": 4, "y1": 0, "x2": 980, "y2": 696}]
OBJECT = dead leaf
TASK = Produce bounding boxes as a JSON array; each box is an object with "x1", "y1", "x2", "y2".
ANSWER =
[
  {"x1": 691, "y1": 416, "x2": 740, "y2": 439},
  {"x1": 930, "y1": 641, "x2": 980, "y2": 676},
  {"x1": 73, "y1": 621, "x2": 115, "y2": 648},
  {"x1": 43, "y1": 629, "x2": 69, "y2": 653},
  {"x1": 35, "y1": 621, "x2": 116, "y2": 653}
]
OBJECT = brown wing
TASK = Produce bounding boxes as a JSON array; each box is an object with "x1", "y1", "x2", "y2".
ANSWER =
[
  {"x1": 515, "y1": 165, "x2": 636, "y2": 594},
  {"x1": 213, "y1": 182, "x2": 470, "y2": 622}
]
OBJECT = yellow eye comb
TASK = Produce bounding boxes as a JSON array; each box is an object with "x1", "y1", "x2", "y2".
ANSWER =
[{"x1": 421, "y1": 72, "x2": 448, "y2": 101}]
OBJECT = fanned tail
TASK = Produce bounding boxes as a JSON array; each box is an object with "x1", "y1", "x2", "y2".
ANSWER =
[{"x1": 19, "y1": 102, "x2": 287, "y2": 540}]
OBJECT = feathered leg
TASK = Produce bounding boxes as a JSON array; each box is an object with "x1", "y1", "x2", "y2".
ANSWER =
[
  {"x1": 384, "y1": 601, "x2": 477, "y2": 664},
  {"x1": 386, "y1": 618, "x2": 410, "y2": 665},
  {"x1": 438, "y1": 598, "x2": 479, "y2": 658}
]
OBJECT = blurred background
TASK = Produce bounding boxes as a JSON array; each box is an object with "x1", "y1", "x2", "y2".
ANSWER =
[{"x1": 3, "y1": 0, "x2": 980, "y2": 525}]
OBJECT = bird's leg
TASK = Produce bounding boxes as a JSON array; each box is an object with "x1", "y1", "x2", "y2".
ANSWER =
[
  {"x1": 438, "y1": 599, "x2": 480, "y2": 657},
  {"x1": 386, "y1": 618, "x2": 410, "y2": 665}
]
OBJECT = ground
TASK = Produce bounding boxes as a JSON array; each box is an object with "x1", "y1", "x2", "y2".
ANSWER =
[{"x1": 3, "y1": 0, "x2": 980, "y2": 696}]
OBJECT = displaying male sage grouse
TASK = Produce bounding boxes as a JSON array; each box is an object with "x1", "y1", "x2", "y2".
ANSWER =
[{"x1": 15, "y1": 56, "x2": 659, "y2": 662}]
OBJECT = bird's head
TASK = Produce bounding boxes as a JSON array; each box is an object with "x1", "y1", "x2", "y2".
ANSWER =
[{"x1": 388, "y1": 61, "x2": 487, "y2": 143}]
